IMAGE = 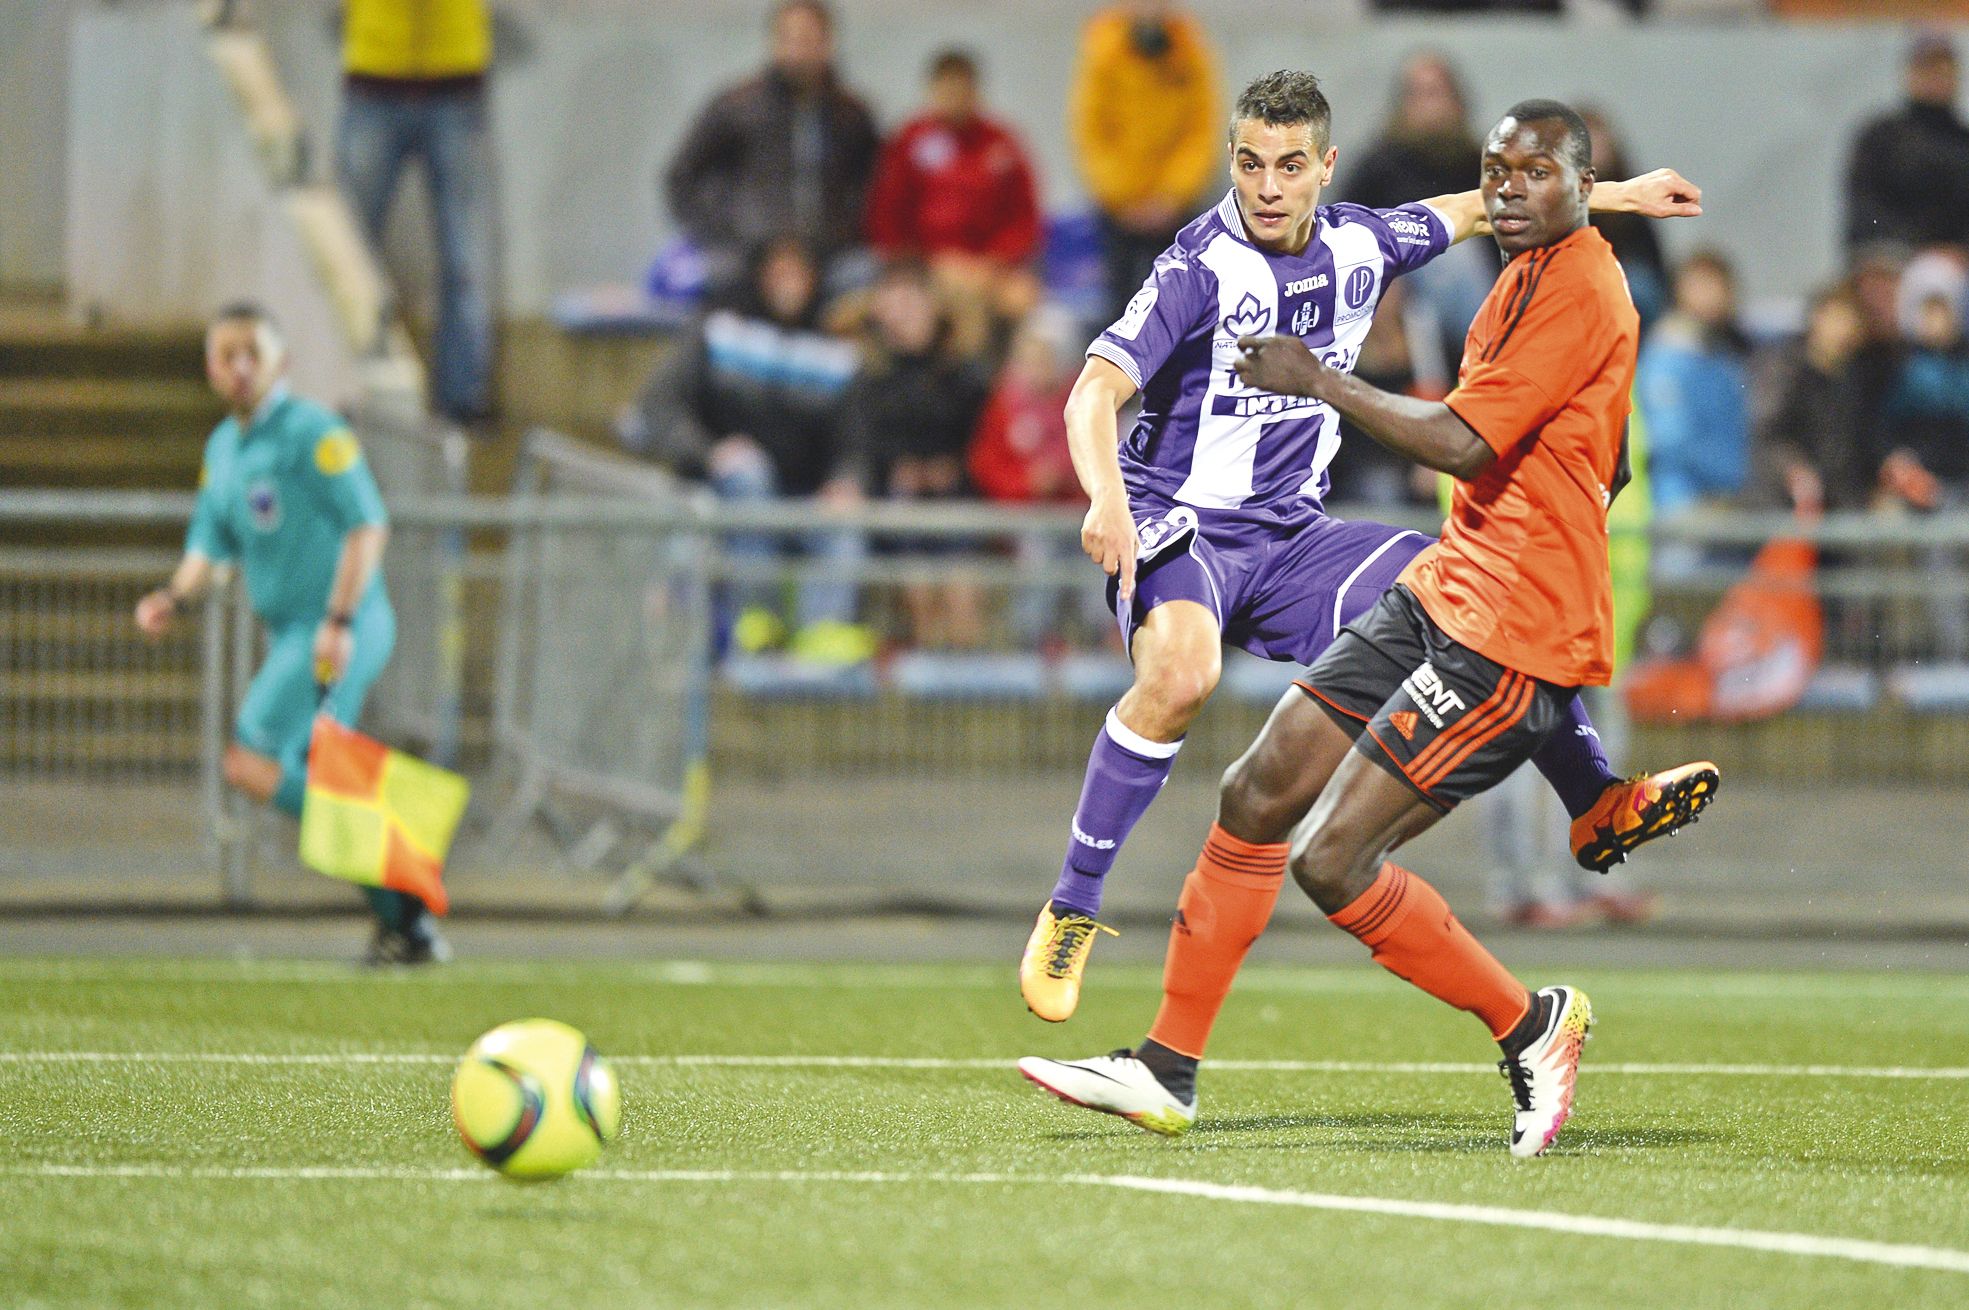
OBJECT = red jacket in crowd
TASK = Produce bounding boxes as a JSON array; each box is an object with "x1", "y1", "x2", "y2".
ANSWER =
[
  {"x1": 864, "y1": 113, "x2": 1042, "y2": 263},
  {"x1": 968, "y1": 376, "x2": 1080, "y2": 503}
]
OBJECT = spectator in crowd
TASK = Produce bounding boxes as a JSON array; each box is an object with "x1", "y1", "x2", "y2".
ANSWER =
[
  {"x1": 617, "y1": 237, "x2": 870, "y2": 664},
  {"x1": 968, "y1": 307, "x2": 1106, "y2": 646},
  {"x1": 838, "y1": 262, "x2": 993, "y2": 647},
  {"x1": 1582, "y1": 105, "x2": 1671, "y2": 329},
  {"x1": 1638, "y1": 250, "x2": 1753, "y2": 518},
  {"x1": 1338, "y1": 51, "x2": 1492, "y2": 368},
  {"x1": 1845, "y1": 29, "x2": 1969, "y2": 253},
  {"x1": 664, "y1": 0, "x2": 881, "y2": 294},
  {"x1": 1323, "y1": 280, "x2": 1438, "y2": 509},
  {"x1": 1751, "y1": 284, "x2": 1874, "y2": 515},
  {"x1": 1881, "y1": 289, "x2": 1969, "y2": 510},
  {"x1": 865, "y1": 49, "x2": 1044, "y2": 359},
  {"x1": 335, "y1": 0, "x2": 496, "y2": 422},
  {"x1": 1879, "y1": 286, "x2": 1969, "y2": 659},
  {"x1": 1069, "y1": 2, "x2": 1222, "y2": 321}
]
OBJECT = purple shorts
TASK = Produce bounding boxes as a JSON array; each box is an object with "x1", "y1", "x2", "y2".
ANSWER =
[{"x1": 1108, "y1": 492, "x2": 1431, "y2": 667}]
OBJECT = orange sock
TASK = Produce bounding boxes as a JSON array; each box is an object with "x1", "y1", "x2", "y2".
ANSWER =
[
  {"x1": 1328, "y1": 863, "x2": 1530, "y2": 1040},
  {"x1": 1145, "y1": 824, "x2": 1288, "y2": 1060}
]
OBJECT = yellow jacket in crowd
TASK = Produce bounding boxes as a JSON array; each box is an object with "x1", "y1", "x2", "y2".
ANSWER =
[
  {"x1": 1070, "y1": 8, "x2": 1223, "y2": 215},
  {"x1": 343, "y1": 0, "x2": 492, "y2": 81}
]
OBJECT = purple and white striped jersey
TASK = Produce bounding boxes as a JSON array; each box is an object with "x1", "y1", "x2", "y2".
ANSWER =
[{"x1": 1088, "y1": 191, "x2": 1452, "y2": 510}]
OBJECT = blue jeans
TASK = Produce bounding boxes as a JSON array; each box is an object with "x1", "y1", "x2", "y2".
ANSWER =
[
  {"x1": 336, "y1": 84, "x2": 495, "y2": 420},
  {"x1": 711, "y1": 461, "x2": 864, "y2": 631}
]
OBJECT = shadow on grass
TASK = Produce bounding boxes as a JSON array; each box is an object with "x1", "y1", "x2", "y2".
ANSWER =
[{"x1": 1044, "y1": 1113, "x2": 1730, "y2": 1154}]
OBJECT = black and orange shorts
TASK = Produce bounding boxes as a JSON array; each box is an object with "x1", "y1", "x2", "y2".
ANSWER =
[{"x1": 1293, "y1": 585, "x2": 1574, "y2": 813}]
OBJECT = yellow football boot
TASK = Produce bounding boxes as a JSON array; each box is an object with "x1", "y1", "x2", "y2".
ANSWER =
[
  {"x1": 1570, "y1": 761, "x2": 1720, "y2": 872},
  {"x1": 1019, "y1": 904, "x2": 1117, "y2": 1022}
]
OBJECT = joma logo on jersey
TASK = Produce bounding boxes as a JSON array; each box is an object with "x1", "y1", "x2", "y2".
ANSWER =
[
  {"x1": 1284, "y1": 274, "x2": 1329, "y2": 296},
  {"x1": 1400, "y1": 662, "x2": 1466, "y2": 729}
]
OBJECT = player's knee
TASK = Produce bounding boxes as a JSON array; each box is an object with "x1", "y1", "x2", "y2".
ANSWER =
[
  {"x1": 1287, "y1": 821, "x2": 1373, "y2": 913},
  {"x1": 1133, "y1": 657, "x2": 1218, "y2": 726},
  {"x1": 1218, "y1": 754, "x2": 1300, "y2": 845}
]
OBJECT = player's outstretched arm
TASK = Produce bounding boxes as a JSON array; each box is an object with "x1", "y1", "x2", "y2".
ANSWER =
[
  {"x1": 1235, "y1": 336, "x2": 1492, "y2": 480},
  {"x1": 1064, "y1": 355, "x2": 1142, "y2": 600},
  {"x1": 1424, "y1": 168, "x2": 1702, "y2": 243}
]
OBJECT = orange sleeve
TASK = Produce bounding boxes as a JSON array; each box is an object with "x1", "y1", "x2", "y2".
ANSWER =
[{"x1": 1446, "y1": 269, "x2": 1600, "y2": 455}]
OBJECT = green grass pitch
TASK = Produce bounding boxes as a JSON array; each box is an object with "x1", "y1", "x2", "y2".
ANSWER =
[{"x1": 3, "y1": 957, "x2": 1966, "y2": 1308}]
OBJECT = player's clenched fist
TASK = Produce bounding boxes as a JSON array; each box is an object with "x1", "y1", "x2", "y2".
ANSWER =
[{"x1": 1081, "y1": 492, "x2": 1139, "y2": 602}]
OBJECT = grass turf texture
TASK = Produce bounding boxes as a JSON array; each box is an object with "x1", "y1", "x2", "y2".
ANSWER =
[{"x1": 2, "y1": 959, "x2": 1966, "y2": 1309}]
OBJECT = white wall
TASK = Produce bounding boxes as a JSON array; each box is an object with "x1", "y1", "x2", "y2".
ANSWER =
[
  {"x1": 0, "y1": 0, "x2": 87, "y2": 288},
  {"x1": 38, "y1": 1, "x2": 1966, "y2": 315}
]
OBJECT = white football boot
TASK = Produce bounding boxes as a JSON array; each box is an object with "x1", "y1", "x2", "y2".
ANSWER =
[
  {"x1": 1499, "y1": 985, "x2": 1594, "y2": 1158},
  {"x1": 1018, "y1": 1051, "x2": 1197, "y2": 1138}
]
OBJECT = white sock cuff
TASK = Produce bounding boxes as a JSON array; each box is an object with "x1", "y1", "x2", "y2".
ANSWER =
[{"x1": 1105, "y1": 707, "x2": 1184, "y2": 760}]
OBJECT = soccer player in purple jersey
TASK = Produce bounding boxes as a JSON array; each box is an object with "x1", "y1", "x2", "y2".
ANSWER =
[{"x1": 1020, "y1": 71, "x2": 1714, "y2": 1021}]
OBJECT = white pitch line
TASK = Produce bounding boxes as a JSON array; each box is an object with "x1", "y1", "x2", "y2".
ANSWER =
[
  {"x1": 4, "y1": 1165, "x2": 1965, "y2": 1276},
  {"x1": 1, "y1": 1051, "x2": 1966, "y2": 1079}
]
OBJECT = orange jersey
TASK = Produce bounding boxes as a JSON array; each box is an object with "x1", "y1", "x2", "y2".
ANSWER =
[{"x1": 1399, "y1": 225, "x2": 1640, "y2": 687}]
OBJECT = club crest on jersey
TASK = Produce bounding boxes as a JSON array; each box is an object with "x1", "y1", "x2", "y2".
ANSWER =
[
  {"x1": 1221, "y1": 291, "x2": 1271, "y2": 339},
  {"x1": 245, "y1": 479, "x2": 282, "y2": 532},
  {"x1": 1291, "y1": 301, "x2": 1320, "y2": 336},
  {"x1": 1400, "y1": 661, "x2": 1466, "y2": 729}
]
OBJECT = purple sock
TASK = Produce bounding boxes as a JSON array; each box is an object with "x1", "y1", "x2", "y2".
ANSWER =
[
  {"x1": 1532, "y1": 693, "x2": 1619, "y2": 820},
  {"x1": 1050, "y1": 708, "x2": 1183, "y2": 917}
]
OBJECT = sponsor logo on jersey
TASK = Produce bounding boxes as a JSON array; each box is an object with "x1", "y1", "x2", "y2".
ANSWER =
[
  {"x1": 1387, "y1": 216, "x2": 1432, "y2": 243},
  {"x1": 1400, "y1": 661, "x2": 1467, "y2": 729},
  {"x1": 1390, "y1": 710, "x2": 1419, "y2": 741},
  {"x1": 1343, "y1": 265, "x2": 1377, "y2": 309},
  {"x1": 245, "y1": 479, "x2": 282, "y2": 533},
  {"x1": 1221, "y1": 291, "x2": 1272, "y2": 339},
  {"x1": 1209, "y1": 392, "x2": 1327, "y2": 419},
  {"x1": 1284, "y1": 274, "x2": 1330, "y2": 296},
  {"x1": 1291, "y1": 300, "x2": 1320, "y2": 336}
]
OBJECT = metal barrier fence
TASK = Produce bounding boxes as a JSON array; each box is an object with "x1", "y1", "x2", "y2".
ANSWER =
[{"x1": 6, "y1": 459, "x2": 1969, "y2": 925}]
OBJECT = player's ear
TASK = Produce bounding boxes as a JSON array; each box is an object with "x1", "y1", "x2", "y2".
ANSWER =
[{"x1": 1320, "y1": 146, "x2": 1338, "y2": 186}]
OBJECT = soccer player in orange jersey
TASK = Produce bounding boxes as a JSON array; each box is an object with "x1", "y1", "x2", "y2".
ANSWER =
[{"x1": 1021, "y1": 100, "x2": 1709, "y2": 1156}]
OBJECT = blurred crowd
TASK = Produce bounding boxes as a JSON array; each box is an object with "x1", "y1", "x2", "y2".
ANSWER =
[{"x1": 595, "y1": 1, "x2": 1969, "y2": 662}]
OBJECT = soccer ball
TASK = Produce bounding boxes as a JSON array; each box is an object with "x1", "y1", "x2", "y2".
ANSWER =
[{"x1": 452, "y1": 1019, "x2": 620, "y2": 1180}]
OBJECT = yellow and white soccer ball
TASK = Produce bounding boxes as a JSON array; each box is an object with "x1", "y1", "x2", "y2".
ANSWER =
[{"x1": 452, "y1": 1019, "x2": 620, "y2": 1180}]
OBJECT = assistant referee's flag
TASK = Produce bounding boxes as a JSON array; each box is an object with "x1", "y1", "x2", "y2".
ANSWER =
[{"x1": 299, "y1": 717, "x2": 466, "y2": 914}]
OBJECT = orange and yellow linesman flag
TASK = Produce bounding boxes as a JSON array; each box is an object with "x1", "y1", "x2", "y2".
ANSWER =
[{"x1": 299, "y1": 717, "x2": 467, "y2": 914}]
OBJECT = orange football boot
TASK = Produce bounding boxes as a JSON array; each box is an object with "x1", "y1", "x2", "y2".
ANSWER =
[{"x1": 1570, "y1": 761, "x2": 1720, "y2": 872}]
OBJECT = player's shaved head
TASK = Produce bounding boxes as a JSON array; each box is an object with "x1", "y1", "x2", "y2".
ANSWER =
[
  {"x1": 205, "y1": 302, "x2": 287, "y2": 415},
  {"x1": 1494, "y1": 99, "x2": 1593, "y2": 176},
  {"x1": 1232, "y1": 70, "x2": 1332, "y2": 154}
]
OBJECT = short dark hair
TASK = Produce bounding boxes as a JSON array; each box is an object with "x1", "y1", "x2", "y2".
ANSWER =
[
  {"x1": 929, "y1": 47, "x2": 977, "y2": 82},
  {"x1": 1232, "y1": 70, "x2": 1332, "y2": 152},
  {"x1": 1495, "y1": 98, "x2": 1593, "y2": 175},
  {"x1": 208, "y1": 301, "x2": 282, "y2": 347}
]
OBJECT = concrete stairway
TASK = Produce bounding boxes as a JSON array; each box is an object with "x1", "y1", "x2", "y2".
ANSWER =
[{"x1": 0, "y1": 295, "x2": 221, "y2": 545}]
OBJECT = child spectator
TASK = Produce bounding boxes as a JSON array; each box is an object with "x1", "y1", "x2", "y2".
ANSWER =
[
  {"x1": 839, "y1": 262, "x2": 992, "y2": 647},
  {"x1": 618, "y1": 237, "x2": 870, "y2": 663},
  {"x1": 969, "y1": 308, "x2": 1102, "y2": 646},
  {"x1": 1639, "y1": 251, "x2": 1753, "y2": 518},
  {"x1": 1752, "y1": 284, "x2": 1872, "y2": 515}
]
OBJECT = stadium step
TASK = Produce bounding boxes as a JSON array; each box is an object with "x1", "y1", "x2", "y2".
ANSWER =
[
  {"x1": 0, "y1": 428, "x2": 207, "y2": 488},
  {"x1": 0, "y1": 377, "x2": 223, "y2": 443}
]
